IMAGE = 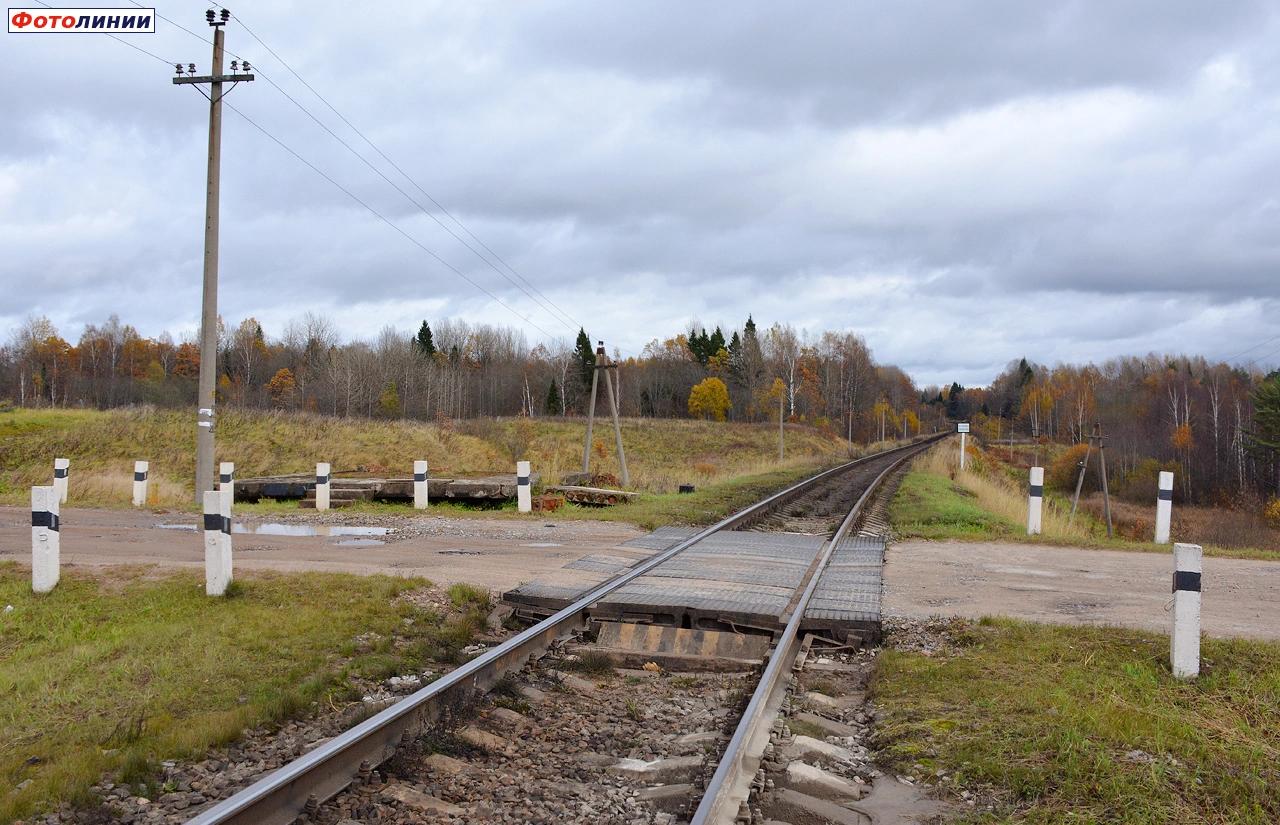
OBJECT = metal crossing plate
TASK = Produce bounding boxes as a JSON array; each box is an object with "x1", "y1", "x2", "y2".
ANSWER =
[
  {"x1": 505, "y1": 528, "x2": 826, "y2": 630},
  {"x1": 803, "y1": 534, "x2": 886, "y2": 635}
]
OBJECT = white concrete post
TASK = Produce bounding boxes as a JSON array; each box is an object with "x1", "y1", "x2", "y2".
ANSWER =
[
  {"x1": 132, "y1": 461, "x2": 149, "y2": 507},
  {"x1": 959, "y1": 432, "x2": 967, "y2": 470},
  {"x1": 517, "y1": 460, "x2": 532, "y2": 513},
  {"x1": 413, "y1": 460, "x2": 429, "y2": 509},
  {"x1": 221, "y1": 484, "x2": 234, "y2": 586},
  {"x1": 53, "y1": 458, "x2": 70, "y2": 504},
  {"x1": 203, "y1": 491, "x2": 229, "y2": 596},
  {"x1": 1171, "y1": 542, "x2": 1202, "y2": 679},
  {"x1": 315, "y1": 462, "x2": 331, "y2": 511},
  {"x1": 219, "y1": 462, "x2": 235, "y2": 518},
  {"x1": 31, "y1": 485, "x2": 61, "y2": 593},
  {"x1": 1155, "y1": 471, "x2": 1174, "y2": 544},
  {"x1": 1027, "y1": 466, "x2": 1044, "y2": 536}
]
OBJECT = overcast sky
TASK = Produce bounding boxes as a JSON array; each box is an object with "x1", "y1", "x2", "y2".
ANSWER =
[{"x1": 4, "y1": 1, "x2": 1279, "y2": 386}]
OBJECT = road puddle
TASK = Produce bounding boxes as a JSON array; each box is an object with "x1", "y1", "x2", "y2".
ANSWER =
[{"x1": 156, "y1": 522, "x2": 391, "y2": 544}]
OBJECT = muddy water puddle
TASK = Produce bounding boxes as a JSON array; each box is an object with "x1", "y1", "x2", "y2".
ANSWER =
[{"x1": 155, "y1": 522, "x2": 392, "y2": 546}]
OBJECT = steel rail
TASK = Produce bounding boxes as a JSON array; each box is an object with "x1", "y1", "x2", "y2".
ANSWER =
[
  {"x1": 187, "y1": 437, "x2": 938, "y2": 825},
  {"x1": 689, "y1": 438, "x2": 930, "y2": 825}
]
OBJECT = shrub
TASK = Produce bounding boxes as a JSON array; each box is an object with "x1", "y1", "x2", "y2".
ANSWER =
[
  {"x1": 1266, "y1": 499, "x2": 1280, "y2": 529},
  {"x1": 1047, "y1": 443, "x2": 1096, "y2": 494},
  {"x1": 1112, "y1": 457, "x2": 1179, "y2": 504}
]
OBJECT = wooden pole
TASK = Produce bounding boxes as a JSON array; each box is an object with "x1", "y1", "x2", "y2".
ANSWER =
[
  {"x1": 599, "y1": 346, "x2": 630, "y2": 487},
  {"x1": 1098, "y1": 422, "x2": 1113, "y2": 537},
  {"x1": 1067, "y1": 425, "x2": 1094, "y2": 527},
  {"x1": 581, "y1": 352, "x2": 600, "y2": 473}
]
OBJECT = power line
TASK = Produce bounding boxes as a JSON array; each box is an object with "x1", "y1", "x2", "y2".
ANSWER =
[
  {"x1": 145, "y1": 0, "x2": 579, "y2": 333},
  {"x1": 47, "y1": 2, "x2": 559, "y2": 339},
  {"x1": 206, "y1": 2, "x2": 584, "y2": 334},
  {"x1": 221, "y1": 101, "x2": 558, "y2": 339},
  {"x1": 1221, "y1": 333, "x2": 1280, "y2": 365}
]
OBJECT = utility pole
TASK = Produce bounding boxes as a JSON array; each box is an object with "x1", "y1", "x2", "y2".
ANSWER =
[
  {"x1": 1068, "y1": 422, "x2": 1114, "y2": 537},
  {"x1": 778, "y1": 392, "x2": 785, "y2": 461},
  {"x1": 173, "y1": 9, "x2": 253, "y2": 501},
  {"x1": 581, "y1": 341, "x2": 630, "y2": 487}
]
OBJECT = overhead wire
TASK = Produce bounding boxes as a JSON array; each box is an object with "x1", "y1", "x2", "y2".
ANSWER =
[
  {"x1": 145, "y1": 0, "x2": 581, "y2": 334},
  {"x1": 65, "y1": 0, "x2": 559, "y2": 338},
  {"x1": 210, "y1": 2, "x2": 584, "y2": 333}
]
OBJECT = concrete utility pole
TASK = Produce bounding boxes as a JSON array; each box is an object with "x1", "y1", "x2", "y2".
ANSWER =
[{"x1": 173, "y1": 10, "x2": 253, "y2": 501}]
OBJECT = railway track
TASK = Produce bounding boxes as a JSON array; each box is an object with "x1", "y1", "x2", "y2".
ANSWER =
[{"x1": 186, "y1": 435, "x2": 944, "y2": 825}]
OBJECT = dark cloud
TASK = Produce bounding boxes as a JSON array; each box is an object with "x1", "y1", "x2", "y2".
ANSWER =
[{"x1": 3, "y1": 0, "x2": 1279, "y2": 386}]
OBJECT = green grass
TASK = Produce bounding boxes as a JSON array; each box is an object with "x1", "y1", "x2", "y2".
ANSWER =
[
  {"x1": 0, "y1": 563, "x2": 488, "y2": 822},
  {"x1": 873, "y1": 618, "x2": 1280, "y2": 824},
  {"x1": 890, "y1": 470, "x2": 1018, "y2": 540}
]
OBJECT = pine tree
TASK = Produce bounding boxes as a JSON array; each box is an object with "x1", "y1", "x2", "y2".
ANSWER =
[
  {"x1": 545, "y1": 379, "x2": 562, "y2": 416},
  {"x1": 1253, "y1": 373, "x2": 1280, "y2": 450},
  {"x1": 573, "y1": 328, "x2": 596, "y2": 390},
  {"x1": 709, "y1": 326, "x2": 726, "y2": 357},
  {"x1": 414, "y1": 321, "x2": 436, "y2": 357}
]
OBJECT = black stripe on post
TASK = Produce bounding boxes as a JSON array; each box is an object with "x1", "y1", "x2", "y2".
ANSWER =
[
  {"x1": 1158, "y1": 489, "x2": 1173, "y2": 501},
  {"x1": 414, "y1": 473, "x2": 426, "y2": 482},
  {"x1": 222, "y1": 516, "x2": 232, "y2": 535},
  {"x1": 317, "y1": 475, "x2": 329, "y2": 485},
  {"x1": 134, "y1": 471, "x2": 147, "y2": 482},
  {"x1": 1028, "y1": 484, "x2": 1043, "y2": 497},
  {"x1": 54, "y1": 468, "x2": 68, "y2": 479},
  {"x1": 203, "y1": 513, "x2": 223, "y2": 531},
  {"x1": 219, "y1": 474, "x2": 232, "y2": 484},
  {"x1": 518, "y1": 476, "x2": 530, "y2": 486},
  {"x1": 32, "y1": 511, "x2": 60, "y2": 532},
  {"x1": 1173, "y1": 571, "x2": 1201, "y2": 593}
]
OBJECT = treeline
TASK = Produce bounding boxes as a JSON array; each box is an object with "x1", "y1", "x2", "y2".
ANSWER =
[
  {"x1": 943, "y1": 356, "x2": 1280, "y2": 507},
  {"x1": 1, "y1": 313, "x2": 946, "y2": 443}
]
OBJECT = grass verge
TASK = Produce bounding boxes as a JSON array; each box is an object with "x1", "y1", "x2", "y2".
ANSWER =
[
  {"x1": 0, "y1": 563, "x2": 486, "y2": 822},
  {"x1": 890, "y1": 442, "x2": 1279, "y2": 561},
  {"x1": 873, "y1": 617, "x2": 1280, "y2": 824}
]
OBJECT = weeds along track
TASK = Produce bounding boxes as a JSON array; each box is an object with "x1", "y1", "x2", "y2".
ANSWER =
[{"x1": 183, "y1": 435, "x2": 945, "y2": 825}]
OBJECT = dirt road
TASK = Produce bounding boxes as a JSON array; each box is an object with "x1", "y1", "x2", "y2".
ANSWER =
[
  {"x1": 885, "y1": 539, "x2": 1280, "y2": 640},
  {"x1": 0, "y1": 506, "x2": 644, "y2": 592}
]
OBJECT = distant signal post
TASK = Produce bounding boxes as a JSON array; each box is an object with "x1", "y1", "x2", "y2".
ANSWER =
[{"x1": 957, "y1": 421, "x2": 969, "y2": 470}]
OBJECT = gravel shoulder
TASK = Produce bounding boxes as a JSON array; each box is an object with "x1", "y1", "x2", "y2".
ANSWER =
[
  {"x1": 0, "y1": 506, "x2": 644, "y2": 592},
  {"x1": 884, "y1": 539, "x2": 1280, "y2": 640}
]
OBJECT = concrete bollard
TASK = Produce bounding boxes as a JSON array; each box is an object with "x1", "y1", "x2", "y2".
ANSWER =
[
  {"x1": 1155, "y1": 471, "x2": 1174, "y2": 544},
  {"x1": 517, "y1": 460, "x2": 531, "y2": 513},
  {"x1": 1171, "y1": 542, "x2": 1202, "y2": 679},
  {"x1": 31, "y1": 485, "x2": 61, "y2": 593},
  {"x1": 315, "y1": 462, "x2": 331, "y2": 511},
  {"x1": 413, "y1": 460, "x2": 429, "y2": 509},
  {"x1": 53, "y1": 458, "x2": 70, "y2": 504},
  {"x1": 203, "y1": 491, "x2": 230, "y2": 596},
  {"x1": 1027, "y1": 466, "x2": 1044, "y2": 536},
  {"x1": 219, "y1": 462, "x2": 235, "y2": 518},
  {"x1": 221, "y1": 485, "x2": 234, "y2": 586},
  {"x1": 132, "y1": 461, "x2": 149, "y2": 507}
]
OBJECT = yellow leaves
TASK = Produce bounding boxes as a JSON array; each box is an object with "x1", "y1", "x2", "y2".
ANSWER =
[
  {"x1": 688, "y1": 377, "x2": 731, "y2": 422},
  {"x1": 1171, "y1": 423, "x2": 1193, "y2": 452}
]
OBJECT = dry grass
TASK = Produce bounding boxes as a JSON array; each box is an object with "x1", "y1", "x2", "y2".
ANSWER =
[
  {"x1": 893, "y1": 440, "x2": 1280, "y2": 560},
  {"x1": 0, "y1": 406, "x2": 853, "y2": 509},
  {"x1": 1079, "y1": 494, "x2": 1280, "y2": 553},
  {"x1": 909, "y1": 441, "x2": 1096, "y2": 543}
]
